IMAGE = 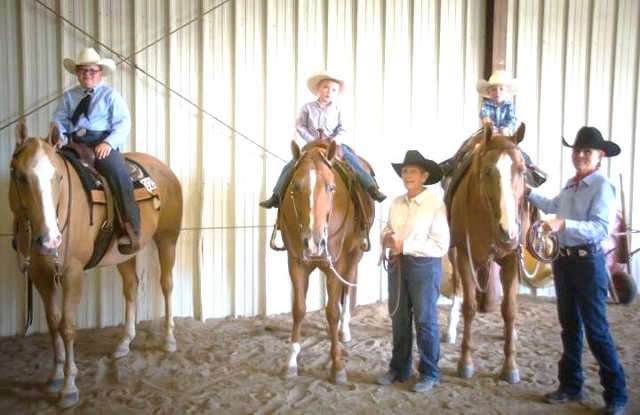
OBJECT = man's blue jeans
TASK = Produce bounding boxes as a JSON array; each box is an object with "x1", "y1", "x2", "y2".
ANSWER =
[
  {"x1": 270, "y1": 144, "x2": 376, "y2": 199},
  {"x1": 387, "y1": 255, "x2": 442, "y2": 380},
  {"x1": 552, "y1": 249, "x2": 627, "y2": 407}
]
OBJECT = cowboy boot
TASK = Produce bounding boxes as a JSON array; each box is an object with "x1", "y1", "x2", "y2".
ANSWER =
[
  {"x1": 259, "y1": 193, "x2": 280, "y2": 209},
  {"x1": 118, "y1": 222, "x2": 140, "y2": 255},
  {"x1": 368, "y1": 186, "x2": 387, "y2": 202}
]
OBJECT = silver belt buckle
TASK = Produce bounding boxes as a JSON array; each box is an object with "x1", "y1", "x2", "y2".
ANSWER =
[
  {"x1": 578, "y1": 249, "x2": 587, "y2": 257},
  {"x1": 76, "y1": 128, "x2": 87, "y2": 137}
]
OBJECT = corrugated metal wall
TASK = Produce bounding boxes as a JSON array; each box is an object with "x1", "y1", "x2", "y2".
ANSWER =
[
  {"x1": 507, "y1": 0, "x2": 640, "y2": 297},
  {"x1": 0, "y1": 0, "x2": 486, "y2": 336},
  {"x1": 1, "y1": 0, "x2": 638, "y2": 337}
]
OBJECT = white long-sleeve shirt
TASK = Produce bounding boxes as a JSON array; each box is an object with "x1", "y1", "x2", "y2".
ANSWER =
[{"x1": 382, "y1": 188, "x2": 450, "y2": 258}]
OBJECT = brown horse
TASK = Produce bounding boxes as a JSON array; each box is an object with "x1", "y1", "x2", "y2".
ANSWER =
[
  {"x1": 448, "y1": 124, "x2": 527, "y2": 384},
  {"x1": 273, "y1": 139, "x2": 373, "y2": 384},
  {"x1": 9, "y1": 124, "x2": 182, "y2": 408}
]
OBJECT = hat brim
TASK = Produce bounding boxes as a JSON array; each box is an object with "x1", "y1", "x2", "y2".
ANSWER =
[
  {"x1": 307, "y1": 73, "x2": 345, "y2": 95},
  {"x1": 476, "y1": 79, "x2": 518, "y2": 98},
  {"x1": 392, "y1": 159, "x2": 443, "y2": 185},
  {"x1": 63, "y1": 58, "x2": 115, "y2": 77},
  {"x1": 561, "y1": 136, "x2": 621, "y2": 157}
]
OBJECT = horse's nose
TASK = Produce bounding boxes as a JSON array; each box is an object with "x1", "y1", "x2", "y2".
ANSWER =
[
  {"x1": 36, "y1": 233, "x2": 62, "y2": 250},
  {"x1": 303, "y1": 237, "x2": 310, "y2": 250}
]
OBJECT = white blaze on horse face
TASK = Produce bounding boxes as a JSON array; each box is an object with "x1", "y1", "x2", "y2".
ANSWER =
[
  {"x1": 496, "y1": 154, "x2": 518, "y2": 240},
  {"x1": 308, "y1": 169, "x2": 317, "y2": 233},
  {"x1": 33, "y1": 147, "x2": 62, "y2": 249}
]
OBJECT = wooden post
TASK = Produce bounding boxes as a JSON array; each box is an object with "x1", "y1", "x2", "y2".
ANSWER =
[{"x1": 484, "y1": 0, "x2": 508, "y2": 77}]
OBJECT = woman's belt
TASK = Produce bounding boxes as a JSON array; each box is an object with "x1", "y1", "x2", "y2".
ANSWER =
[{"x1": 558, "y1": 243, "x2": 600, "y2": 258}]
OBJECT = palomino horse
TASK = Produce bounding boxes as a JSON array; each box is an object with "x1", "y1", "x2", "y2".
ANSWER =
[
  {"x1": 448, "y1": 123, "x2": 528, "y2": 383},
  {"x1": 9, "y1": 124, "x2": 182, "y2": 408},
  {"x1": 274, "y1": 139, "x2": 373, "y2": 384}
]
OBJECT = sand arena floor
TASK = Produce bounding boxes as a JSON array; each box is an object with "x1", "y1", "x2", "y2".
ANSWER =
[{"x1": 0, "y1": 295, "x2": 638, "y2": 414}]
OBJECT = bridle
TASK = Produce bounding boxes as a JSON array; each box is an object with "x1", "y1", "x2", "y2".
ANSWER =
[
  {"x1": 275, "y1": 148, "x2": 356, "y2": 287},
  {"x1": 10, "y1": 144, "x2": 73, "y2": 333},
  {"x1": 461, "y1": 138, "x2": 527, "y2": 292}
]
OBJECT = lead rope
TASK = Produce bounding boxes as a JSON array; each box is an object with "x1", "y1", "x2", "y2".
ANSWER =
[{"x1": 379, "y1": 250, "x2": 401, "y2": 317}]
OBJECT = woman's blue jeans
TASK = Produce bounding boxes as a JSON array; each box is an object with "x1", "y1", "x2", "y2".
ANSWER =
[
  {"x1": 552, "y1": 249, "x2": 627, "y2": 407},
  {"x1": 387, "y1": 255, "x2": 442, "y2": 380}
]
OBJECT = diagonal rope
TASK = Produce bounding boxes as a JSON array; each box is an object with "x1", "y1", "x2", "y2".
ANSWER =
[{"x1": 1, "y1": 0, "x2": 286, "y2": 163}]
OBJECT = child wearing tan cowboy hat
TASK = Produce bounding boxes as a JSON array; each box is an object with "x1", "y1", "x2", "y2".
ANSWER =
[
  {"x1": 260, "y1": 72, "x2": 386, "y2": 208},
  {"x1": 477, "y1": 70, "x2": 518, "y2": 135},
  {"x1": 440, "y1": 70, "x2": 547, "y2": 187},
  {"x1": 52, "y1": 47, "x2": 140, "y2": 253}
]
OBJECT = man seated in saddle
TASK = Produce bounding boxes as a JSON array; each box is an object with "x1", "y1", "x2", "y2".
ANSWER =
[
  {"x1": 377, "y1": 150, "x2": 449, "y2": 393},
  {"x1": 52, "y1": 47, "x2": 140, "y2": 254},
  {"x1": 259, "y1": 72, "x2": 386, "y2": 208},
  {"x1": 441, "y1": 70, "x2": 546, "y2": 187}
]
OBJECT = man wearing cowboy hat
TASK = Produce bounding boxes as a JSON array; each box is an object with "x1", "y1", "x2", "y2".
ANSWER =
[
  {"x1": 52, "y1": 47, "x2": 139, "y2": 254},
  {"x1": 259, "y1": 72, "x2": 386, "y2": 208},
  {"x1": 376, "y1": 150, "x2": 449, "y2": 393},
  {"x1": 528, "y1": 127, "x2": 627, "y2": 415}
]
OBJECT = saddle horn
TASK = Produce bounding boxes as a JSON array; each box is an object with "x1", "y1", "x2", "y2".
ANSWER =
[{"x1": 291, "y1": 140, "x2": 301, "y2": 161}]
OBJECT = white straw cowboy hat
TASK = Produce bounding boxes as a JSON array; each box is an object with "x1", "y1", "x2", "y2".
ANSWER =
[
  {"x1": 307, "y1": 72, "x2": 345, "y2": 95},
  {"x1": 63, "y1": 47, "x2": 116, "y2": 77},
  {"x1": 476, "y1": 70, "x2": 518, "y2": 98}
]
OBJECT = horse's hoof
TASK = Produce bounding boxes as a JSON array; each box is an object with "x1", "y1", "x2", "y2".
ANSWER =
[
  {"x1": 112, "y1": 344, "x2": 130, "y2": 359},
  {"x1": 333, "y1": 368, "x2": 348, "y2": 385},
  {"x1": 44, "y1": 378, "x2": 64, "y2": 396},
  {"x1": 58, "y1": 391, "x2": 80, "y2": 409},
  {"x1": 457, "y1": 365, "x2": 474, "y2": 379},
  {"x1": 163, "y1": 338, "x2": 177, "y2": 353},
  {"x1": 501, "y1": 370, "x2": 521, "y2": 384},
  {"x1": 286, "y1": 366, "x2": 298, "y2": 378}
]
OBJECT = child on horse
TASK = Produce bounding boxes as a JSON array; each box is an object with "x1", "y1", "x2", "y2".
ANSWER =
[
  {"x1": 441, "y1": 70, "x2": 546, "y2": 187},
  {"x1": 52, "y1": 47, "x2": 139, "y2": 253},
  {"x1": 259, "y1": 72, "x2": 386, "y2": 208}
]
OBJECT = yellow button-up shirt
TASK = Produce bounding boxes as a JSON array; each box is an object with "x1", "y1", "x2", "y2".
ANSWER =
[{"x1": 382, "y1": 188, "x2": 450, "y2": 258}]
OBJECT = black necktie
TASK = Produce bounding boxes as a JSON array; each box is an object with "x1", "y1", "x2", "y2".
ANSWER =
[{"x1": 70, "y1": 89, "x2": 93, "y2": 125}]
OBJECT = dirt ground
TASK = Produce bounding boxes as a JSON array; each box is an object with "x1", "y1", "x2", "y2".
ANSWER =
[{"x1": 0, "y1": 295, "x2": 637, "y2": 414}]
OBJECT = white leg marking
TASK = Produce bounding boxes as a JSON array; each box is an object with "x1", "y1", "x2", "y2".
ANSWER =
[
  {"x1": 339, "y1": 294, "x2": 352, "y2": 343},
  {"x1": 445, "y1": 295, "x2": 462, "y2": 344},
  {"x1": 286, "y1": 342, "x2": 301, "y2": 377}
]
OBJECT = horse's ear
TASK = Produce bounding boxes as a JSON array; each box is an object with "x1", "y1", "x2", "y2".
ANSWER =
[
  {"x1": 291, "y1": 140, "x2": 301, "y2": 160},
  {"x1": 47, "y1": 123, "x2": 61, "y2": 147},
  {"x1": 513, "y1": 122, "x2": 526, "y2": 144},
  {"x1": 327, "y1": 140, "x2": 337, "y2": 161},
  {"x1": 15, "y1": 121, "x2": 27, "y2": 147}
]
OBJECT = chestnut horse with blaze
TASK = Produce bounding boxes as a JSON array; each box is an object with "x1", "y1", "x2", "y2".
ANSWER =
[
  {"x1": 448, "y1": 124, "x2": 528, "y2": 384},
  {"x1": 9, "y1": 124, "x2": 182, "y2": 408},
  {"x1": 274, "y1": 139, "x2": 374, "y2": 384}
]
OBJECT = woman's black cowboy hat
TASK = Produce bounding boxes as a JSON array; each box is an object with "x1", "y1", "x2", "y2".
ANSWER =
[
  {"x1": 392, "y1": 150, "x2": 443, "y2": 185},
  {"x1": 562, "y1": 126, "x2": 621, "y2": 157}
]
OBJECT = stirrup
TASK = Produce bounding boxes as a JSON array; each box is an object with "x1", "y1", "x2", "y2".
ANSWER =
[{"x1": 118, "y1": 222, "x2": 140, "y2": 254}]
